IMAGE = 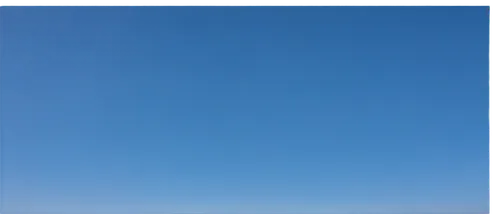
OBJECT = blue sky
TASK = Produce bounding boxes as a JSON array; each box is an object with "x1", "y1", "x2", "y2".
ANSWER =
[{"x1": 0, "y1": 6, "x2": 489, "y2": 214}]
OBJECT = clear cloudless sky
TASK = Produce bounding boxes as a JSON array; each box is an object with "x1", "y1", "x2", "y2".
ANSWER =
[{"x1": 0, "y1": 6, "x2": 489, "y2": 214}]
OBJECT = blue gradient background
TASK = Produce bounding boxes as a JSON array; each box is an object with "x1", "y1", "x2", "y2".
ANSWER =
[{"x1": 0, "y1": 6, "x2": 489, "y2": 214}]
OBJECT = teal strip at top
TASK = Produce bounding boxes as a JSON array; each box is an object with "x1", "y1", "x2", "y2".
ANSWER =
[{"x1": 2, "y1": 1, "x2": 488, "y2": 6}]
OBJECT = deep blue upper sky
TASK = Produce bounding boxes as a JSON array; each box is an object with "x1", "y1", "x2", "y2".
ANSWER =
[{"x1": 0, "y1": 6, "x2": 489, "y2": 214}]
